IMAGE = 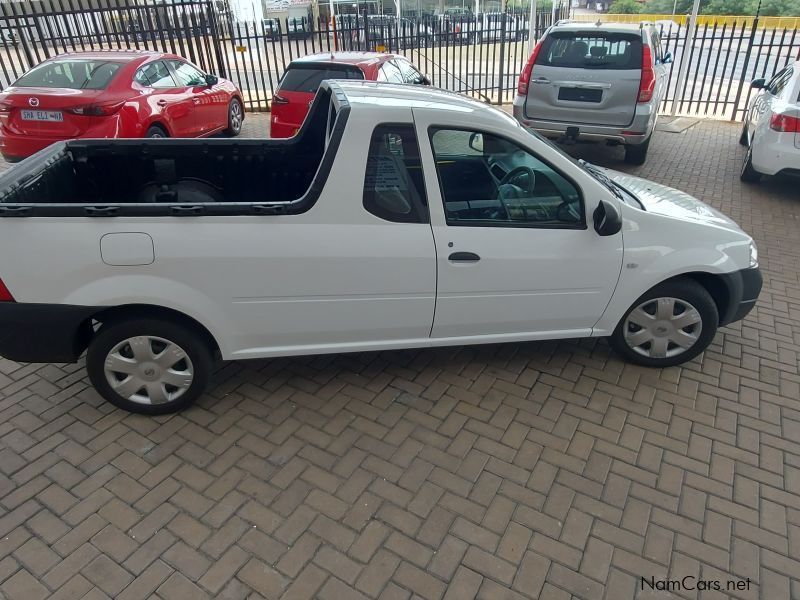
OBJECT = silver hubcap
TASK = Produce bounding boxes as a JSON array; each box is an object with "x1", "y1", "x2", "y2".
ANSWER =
[
  {"x1": 230, "y1": 102, "x2": 242, "y2": 131},
  {"x1": 624, "y1": 297, "x2": 703, "y2": 359},
  {"x1": 104, "y1": 336, "x2": 194, "y2": 405}
]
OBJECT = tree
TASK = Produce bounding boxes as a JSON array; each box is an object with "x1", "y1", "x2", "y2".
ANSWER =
[
  {"x1": 610, "y1": 0, "x2": 642, "y2": 13},
  {"x1": 644, "y1": 0, "x2": 704, "y2": 13},
  {"x1": 704, "y1": 0, "x2": 748, "y2": 14}
]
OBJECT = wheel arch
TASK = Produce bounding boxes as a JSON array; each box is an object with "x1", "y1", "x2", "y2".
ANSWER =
[
  {"x1": 89, "y1": 304, "x2": 221, "y2": 358},
  {"x1": 145, "y1": 120, "x2": 170, "y2": 137},
  {"x1": 655, "y1": 271, "x2": 733, "y2": 327}
]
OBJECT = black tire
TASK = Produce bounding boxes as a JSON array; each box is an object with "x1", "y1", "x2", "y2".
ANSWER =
[
  {"x1": 145, "y1": 125, "x2": 168, "y2": 139},
  {"x1": 86, "y1": 317, "x2": 213, "y2": 415},
  {"x1": 225, "y1": 98, "x2": 244, "y2": 137},
  {"x1": 740, "y1": 146, "x2": 762, "y2": 183},
  {"x1": 739, "y1": 121, "x2": 749, "y2": 146},
  {"x1": 624, "y1": 136, "x2": 651, "y2": 165},
  {"x1": 609, "y1": 278, "x2": 719, "y2": 368}
]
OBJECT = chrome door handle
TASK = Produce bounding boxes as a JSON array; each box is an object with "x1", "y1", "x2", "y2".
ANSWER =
[{"x1": 531, "y1": 77, "x2": 550, "y2": 84}]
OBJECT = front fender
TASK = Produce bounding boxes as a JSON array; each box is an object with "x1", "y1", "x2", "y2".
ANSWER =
[{"x1": 593, "y1": 205, "x2": 751, "y2": 335}]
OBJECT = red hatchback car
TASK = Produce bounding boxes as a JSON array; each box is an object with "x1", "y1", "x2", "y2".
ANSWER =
[
  {"x1": 0, "y1": 51, "x2": 245, "y2": 162},
  {"x1": 270, "y1": 51, "x2": 429, "y2": 138}
]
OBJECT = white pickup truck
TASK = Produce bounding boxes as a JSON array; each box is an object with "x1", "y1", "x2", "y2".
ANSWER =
[{"x1": 0, "y1": 81, "x2": 761, "y2": 414}]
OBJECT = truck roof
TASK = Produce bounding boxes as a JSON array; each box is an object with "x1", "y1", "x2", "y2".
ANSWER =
[{"x1": 329, "y1": 80, "x2": 519, "y2": 129}]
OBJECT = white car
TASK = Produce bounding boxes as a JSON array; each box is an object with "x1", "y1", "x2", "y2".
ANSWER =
[
  {"x1": 0, "y1": 81, "x2": 761, "y2": 414},
  {"x1": 740, "y1": 61, "x2": 800, "y2": 182}
]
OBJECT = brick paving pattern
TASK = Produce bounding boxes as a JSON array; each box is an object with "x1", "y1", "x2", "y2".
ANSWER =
[{"x1": 0, "y1": 117, "x2": 798, "y2": 599}]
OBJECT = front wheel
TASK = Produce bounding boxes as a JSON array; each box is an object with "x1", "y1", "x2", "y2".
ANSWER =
[
  {"x1": 609, "y1": 279, "x2": 719, "y2": 368},
  {"x1": 87, "y1": 318, "x2": 213, "y2": 414},
  {"x1": 225, "y1": 98, "x2": 244, "y2": 136}
]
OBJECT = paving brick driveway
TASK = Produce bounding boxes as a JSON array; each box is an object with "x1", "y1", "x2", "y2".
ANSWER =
[{"x1": 0, "y1": 116, "x2": 798, "y2": 600}]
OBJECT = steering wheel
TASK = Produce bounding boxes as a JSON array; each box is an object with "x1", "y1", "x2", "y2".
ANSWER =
[{"x1": 498, "y1": 166, "x2": 536, "y2": 195}]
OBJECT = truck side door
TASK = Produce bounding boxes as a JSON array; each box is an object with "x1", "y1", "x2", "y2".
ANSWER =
[
  {"x1": 418, "y1": 122, "x2": 623, "y2": 340},
  {"x1": 220, "y1": 121, "x2": 437, "y2": 356}
]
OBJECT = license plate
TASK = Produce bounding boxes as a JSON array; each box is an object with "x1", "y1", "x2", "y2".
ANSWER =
[
  {"x1": 558, "y1": 88, "x2": 602, "y2": 103},
  {"x1": 21, "y1": 110, "x2": 64, "y2": 122}
]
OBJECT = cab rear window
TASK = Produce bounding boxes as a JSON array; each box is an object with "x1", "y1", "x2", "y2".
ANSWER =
[
  {"x1": 14, "y1": 60, "x2": 122, "y2": 89},
  {"x1": 536, "y1": 32, "x2": 643, "y2": 70},
  {"x1": 278, "y1": 65, "x2": 364, "y2": 93}
]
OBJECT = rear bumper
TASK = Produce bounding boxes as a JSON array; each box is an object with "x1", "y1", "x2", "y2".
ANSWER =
[
  {"x1": 718, "y1": 267, "x2": 763, "y2": 326},
  {"x1": 512, "y1": 94, "x2": 654, "y2": 146},
  {"x1": 0, "y1": 133, "x2": 57, "y2": 160},
  {"x1": 751, "y1": 134, "x2": 800, "y2": 176},
  {"x1": 0, "y1": 303, "x2": 95, "y2": 363},
  {"x1": 269, "y1": 114, "x2": 301, "y2": 139}
]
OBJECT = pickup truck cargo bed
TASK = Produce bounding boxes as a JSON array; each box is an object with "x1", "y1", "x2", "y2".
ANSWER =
[{"x1": 0, "y1": 86, "x2": 344, "y2": 217}]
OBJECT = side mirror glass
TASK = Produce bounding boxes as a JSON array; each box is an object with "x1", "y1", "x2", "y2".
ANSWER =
[
  {"x1": 468, "y1": 132, "x2": 484, "y2": 153},
  {"x1": 662, "y1": 51, "x2": 672, "y2": 64},
  {"x1": 751, "y1": 78, "x2": 765, "y2": 89},
  {"x1": 204, "y1": 74, "x2": 219, "y2": 86},
  {"x1": 593, "y1": 199, "x2": 622, "y2": 236},
  {"x1": 420, "y1": 74, "x2": 431, "y2": 85}
]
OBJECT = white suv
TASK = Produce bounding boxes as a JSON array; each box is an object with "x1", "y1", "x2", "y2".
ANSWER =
[{"x1": 740, "y1": 61, "x2": 800, "y2": 183}]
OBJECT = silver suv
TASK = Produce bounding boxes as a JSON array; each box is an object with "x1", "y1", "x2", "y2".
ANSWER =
[{"x1": 513, "y1": 21, "x2": 671, "y2": 165}]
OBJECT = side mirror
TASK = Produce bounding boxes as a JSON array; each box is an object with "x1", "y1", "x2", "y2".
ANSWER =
[
  {"x1": 420, "y1": 74, "x2": 431, "y2": 86},
  {"x1": 751, "y1": 78, "x2": 765, "y2": 89},
  {"x1": 468, "y1": 132, "x2": 483, "y2": 153},
  {"x1": 662, "y1": 51, "x2": 672, "y2": 64},
  {"x1": 204, "y1": 74, "x2": 218, "y2": 86},
  {"x1": 593, "y1": 199, "x2": 622, "y2": 236}
]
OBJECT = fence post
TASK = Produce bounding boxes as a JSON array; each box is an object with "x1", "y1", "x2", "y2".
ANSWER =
[
  {"x1": 730, "y1": 17, "x2": 759, "y2": 121},
  {"x1": 207, "y1": 1, "x2": 227, "y2": 78},
  {"x1": 669, "y1": 0, "x2": 701, "y2": 116},
  {"x1": 497, "y1": 11, "x2": 506, "y2": 104}
]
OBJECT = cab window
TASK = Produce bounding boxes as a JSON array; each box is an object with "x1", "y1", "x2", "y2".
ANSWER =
[
  {"x1": 363, "y1": 125, "x2": 428, "y2": 223},
  {"x1": 429, "y1": 128, "x2": 584, "y2": 228}
]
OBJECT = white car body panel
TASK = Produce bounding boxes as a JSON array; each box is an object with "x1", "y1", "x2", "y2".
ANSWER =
[
  {"x1": 745, "y1": 61, "x2": 800, "y2": 176},
  {"x1": 0, "y1": 82, "x2": 757, "y2": 363}
]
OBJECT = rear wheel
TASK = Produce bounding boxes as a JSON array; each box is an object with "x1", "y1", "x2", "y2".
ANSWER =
[
  {"x1": 225, "y1": 98, "x2": 244, "y2": 136},
  {"x1": 624, "y1": 136, "x2": 651, "y2": 165},
  {"x1": 87, "y1": 318, "x2": 213, "y2": 415},
  {"x1": 609, "y1": 279, "x2": 718, "y2": 368},
  {"x1": 740, "y1": 145, "x2": 762, "y2": 183},
  {"x1": 145, "y1": 125, "x2": 168, "y2": 139}
]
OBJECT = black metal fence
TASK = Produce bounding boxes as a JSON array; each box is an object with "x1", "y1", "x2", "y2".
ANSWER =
[
  {"x1": 654, "y1": 18, "x2": 800, "y2": 120},
  {"x1": 0, "y1": 0, "x2": 797, "y2": 120}
]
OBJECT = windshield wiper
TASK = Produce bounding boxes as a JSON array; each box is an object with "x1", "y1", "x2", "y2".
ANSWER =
[
  {"x1": 580, "y1": 160, "x2": 644, "y2": 210},
  {"x1": 579, "y1": 160, "x2": 623, "y2": 201}
]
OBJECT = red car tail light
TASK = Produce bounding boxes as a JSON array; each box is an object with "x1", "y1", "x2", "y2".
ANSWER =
[
  {"x1": 638, "y1": 45, "x2": 656, "y2": 103},
  {"x1": 0, "y1": 278, "x2": 14, "y2": 303},
  {"x1": 66, "y1": 100, "x2": 125, "y2": 117},
  {"x1": 0, "y1": 102, "x2": 12, "y2": 114},
  {"x1": 518, "y1": 39, "x2": 545, "y2": 96},
  {"x1": 770, "y1": 113, "x2": 800, "y2": 133}
]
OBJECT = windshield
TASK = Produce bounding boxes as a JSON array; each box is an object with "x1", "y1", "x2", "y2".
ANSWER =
[
  {"x1": 14, "y1": 60, "x2": 122, "y2": 90},
  {"x1": 524, "y1": 129, "x2": 644, "y2": 209}
]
